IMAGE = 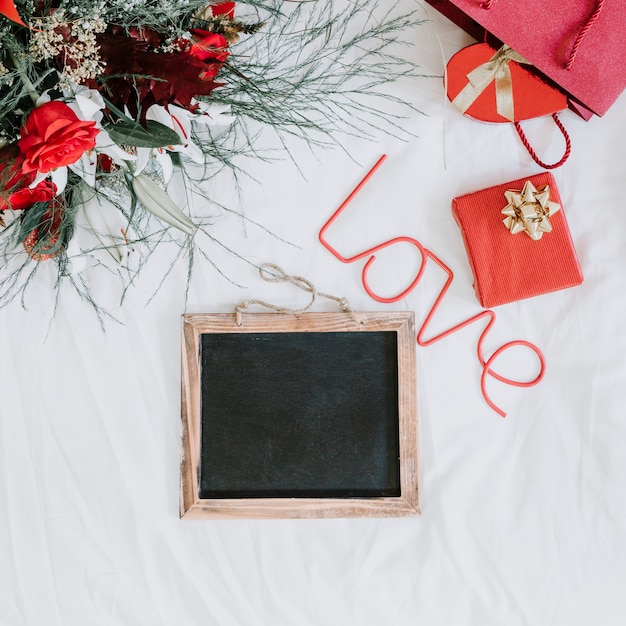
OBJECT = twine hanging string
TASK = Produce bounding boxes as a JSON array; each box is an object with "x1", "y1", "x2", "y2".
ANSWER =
[{"x1": 235, "y1": 263, "x2": 359, "y2": 326}]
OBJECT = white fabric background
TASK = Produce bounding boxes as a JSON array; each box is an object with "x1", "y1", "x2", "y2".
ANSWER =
[{"x1": 2, "y1": 3, "x2": 626, "y2": 624}]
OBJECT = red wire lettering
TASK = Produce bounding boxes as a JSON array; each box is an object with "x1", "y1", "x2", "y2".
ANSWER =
[
  {"x1": 319, "y1": 155, "x2": 546, "y2": 417},
  {"x1": 319, "y1": 156, "x2": 426, "y2": 303}
]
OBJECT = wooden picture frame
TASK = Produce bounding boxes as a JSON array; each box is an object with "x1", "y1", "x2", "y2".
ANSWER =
[{"x1": 180, "y1": 311, "x2": 419, "y2": 519}]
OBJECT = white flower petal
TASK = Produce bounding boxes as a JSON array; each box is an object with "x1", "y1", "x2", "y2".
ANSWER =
[
  {"x1": 147, "y1": 104, "x2": 193, "y2": 146},
  {"x1": 146, "y1": 104, "x2": 175, "y2": 127},
  {"x1": 134, "y1": 148, "x2": 152, "y2": 175},
  {"x1": 74, "y1": 193, "x2": 132, "y2": 265},
  {"x1": 28, "y1": 171, "x2": 48, "y2": 189},
  {"x1": 65, "y1": 87, "x2": 106, "y2": 121},
  {"x1": 180, "y1": 140, "x2": 204, "y2": 164},
  {"x1": 144, "y1": 104, "x2": 206, "y2": 163},
  {"x1": 155, "y1": 149, "x2": 174, "y2": 184},
  {"x1": 95, "y1": 130, "x2": 136, "y2": 165},
  {"x1": 69, "y1": 151, "x2": 97, "y2": 188},
  {"x1": 35, "y1": 90, "x2": 53, "y2": 107},
  {"x1": 119, "y1": 238, "x2": 146, "y2": 272},
  {"x1": 74, "y1": 94, "x2": 105, "y2": 121},
  {"x1": 49, "y1": 167, "x2": 68, "y2": 195},
  {"x1": 167, "y1": 108, "x2": 193, "y2": 143}
]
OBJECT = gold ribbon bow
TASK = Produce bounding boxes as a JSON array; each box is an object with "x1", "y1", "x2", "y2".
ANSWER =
[
  {"x1": 451, "y1": 44, "x2": 531, "y2": 122},
  {"x1": 501, "y1": 180, "x2": 561, "y2": 241}
]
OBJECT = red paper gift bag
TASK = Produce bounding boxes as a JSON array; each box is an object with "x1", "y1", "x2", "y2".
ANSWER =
[
  {"x1": 452, "y1": 173, "x2": 583, "y2": 308},
  {"x1": 426, "y1": 0, "x2": 624, "y2": 118},
  {"x1": 445, "y1": 42, "x2": 573, "y2": 168}
]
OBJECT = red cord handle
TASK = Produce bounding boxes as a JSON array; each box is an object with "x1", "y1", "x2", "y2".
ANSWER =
[
  {"x1": 566, "y1": 0, "x2": 605, "y2": 71},
  {"x1": 319, "y1": 155, "x2": 546, "y2": 417},
  {"x1": 514, "y1": 113, "x2": 571, "y2": 170}
]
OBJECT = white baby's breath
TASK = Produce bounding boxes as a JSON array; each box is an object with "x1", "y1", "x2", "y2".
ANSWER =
[{"x1": 30, "y1": 10, "x2": 106, "y2": 86}]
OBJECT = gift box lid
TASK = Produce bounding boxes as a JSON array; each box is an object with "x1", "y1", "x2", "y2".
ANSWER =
[
  {"x1": 435, "y1": 0, "x2": 625, "y2": 117},
  {"x1": 452, "y1": 172, "x2": 584, "y2": 308},
  {"x1": 445, "y1": 42, "x2": 569, "y2": 123}
]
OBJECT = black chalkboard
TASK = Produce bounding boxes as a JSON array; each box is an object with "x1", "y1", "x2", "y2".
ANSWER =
[
  {"x1": 180, "y1": 312, "x2": 418, "y2": 519},
  {"x1": 199, "y1": 331, "x2": 400, "y2": 499}
]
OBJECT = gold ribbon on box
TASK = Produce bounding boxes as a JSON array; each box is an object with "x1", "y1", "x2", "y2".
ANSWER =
[
  {"x1": 452, "y1": 45, "x2": 531, "y2": 122},
  {"x1": 501, "y1": 180, "x2": 561, "y2": 241}
]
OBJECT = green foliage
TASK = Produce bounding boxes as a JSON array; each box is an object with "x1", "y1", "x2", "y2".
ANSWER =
[
  {"x1": 0, "y1": 0, "x2": 426, "y2": 315},
  {"x1": 103, "y1": 120, "x2": 183, "y2": 148}
]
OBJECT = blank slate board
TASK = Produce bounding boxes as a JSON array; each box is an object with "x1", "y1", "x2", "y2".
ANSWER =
[{"x1": 180, "y1": 312, "x2": 419, "y2": 519}]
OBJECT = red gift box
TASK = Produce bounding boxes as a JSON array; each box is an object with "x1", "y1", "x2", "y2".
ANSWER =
[
  {"x1": 452, "y1": 173, "x2": 583, "y2": 308},
  {"x1": 426, "y1": 0, "x2": 624, "y2": 118}
]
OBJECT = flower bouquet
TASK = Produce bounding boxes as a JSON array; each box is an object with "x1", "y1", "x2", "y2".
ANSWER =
[{"x1": 0, "y1": 0, "x2": 422, "y2": 313}]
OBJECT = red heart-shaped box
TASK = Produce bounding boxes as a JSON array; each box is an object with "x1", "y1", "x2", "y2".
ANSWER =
[
  {"x1": 446, "y1": 43, "x2": 568, "y2": 123},
  {"x1": 426, "y1": 0, "x2": 626, "y2": 119}
]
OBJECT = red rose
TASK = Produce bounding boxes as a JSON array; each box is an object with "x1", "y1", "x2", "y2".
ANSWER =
[
  {"x1": 188, "y1": 31, "x2": 229, "y2": 80},
  {"x1": 6, "y1": 180, "x2": 57, "y2": 211},
  {"x1": 0, "y1": 144, "x2": 57, "y2": 211},
  {"x1": 0, "y1": 144, "x2": 28, "y2": 188},
  {"x1": 18, "y1": 101, "x2": 99, "y2": 174},
  {"x1": 212, "y1": 2, "x2": 236, "y2": 18}
]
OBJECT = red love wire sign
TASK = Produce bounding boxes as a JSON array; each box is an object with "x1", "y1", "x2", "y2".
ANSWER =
[{"x1": 318, "y1": 154, "x2": 546, "y2": 417}]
